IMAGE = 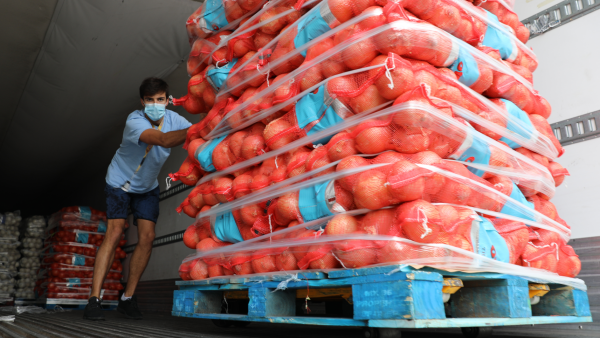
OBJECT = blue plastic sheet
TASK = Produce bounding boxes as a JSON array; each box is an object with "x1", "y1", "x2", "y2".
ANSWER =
[
  {"x1": 202, "y1": 0, "x2": 230, "y2": 32},
  {"x1": 482, "y1": 10, "x2": 517, "y2": 61},
  {"x1": 207, "y1": 58, "x2": 238, "y2": 90},
  {"x1": 296, "y1": 86, "x2": 345, "y2": 145},
  {"x1": 78, "y1": 207, "x2": 91, "y2": 220},
  {"x1": 473, "y1": 216, "x2": 511, "y2": 263},
  {"x1": 450, "y1": 46, "x2": 481, "y2": 87},
  {"x1": 213, "y1": 211, "x2": 244, "y2": 243},
  {"x1": 73, "y1": 254, "x2": 85, "y2": 266},
  {"x1": 196, "y1": 135, "x2": 227, "y2": 172},
  {"x1": 500, "y1": 182, "x2": 536, "y2": 221},
  {"x1": 499, "y1": 99, "x2": 537, "y2": 149},
  {"x1": 75, "y1": 232, "x2": 89, "y2": 244},
  {"x1": 294, "y1": 5, "x2": 333, "y2": 57},
  {"x1": 450, "y1": 130, "x2": 492, "y2": 177},
  {"x1": 298, "y1": 180, "x2": 334, "y2": 222}
]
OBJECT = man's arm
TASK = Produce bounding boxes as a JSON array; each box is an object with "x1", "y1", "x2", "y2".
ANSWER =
[{"x1": 139, "y1": 128, "x2": 189, "y2": 148}]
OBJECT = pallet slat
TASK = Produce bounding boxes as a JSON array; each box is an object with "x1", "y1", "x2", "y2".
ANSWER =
[
  {"x1": 172, "y1": 266, "x2": 592, "y2": 329},
  {"x1": 532, "y1": 285, "x2": 592, "y2": 317}
]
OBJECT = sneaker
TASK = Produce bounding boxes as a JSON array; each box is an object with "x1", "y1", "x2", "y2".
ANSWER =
[
  {"x1": 117, "y1": 295, "x2": 143, "y2": 320},
  {"x1": 83, "y1": 297, "x2": 105, "y2": 321}
]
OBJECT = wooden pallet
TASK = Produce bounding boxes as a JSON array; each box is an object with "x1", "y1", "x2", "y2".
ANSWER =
[
  {"x1": 171, "y1": 265, "x2": 592, "y2": 332},
  {"x1": 40, "y1": 298, "x2": 117, "y2": 311}
]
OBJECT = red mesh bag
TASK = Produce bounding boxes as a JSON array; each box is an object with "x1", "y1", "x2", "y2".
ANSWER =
[
  {"x1": 181, "y1": 196, "x2": 577, "y2": 283},
  {"x1": 557, "y1": 244, "x2": 581, "y2": 278},
  {"x1": 231, "y1": 252, "x2": 255, "y2": 275},
  {"x1": 185, "y1": 0, "x2": 268, "y2": 43},
  {"x1": 188, "y1": 258, "x2": 209, "y2": 280},
  {"x1": 548, "y1": 161, "x2": 569, "y2": 187},
  {"x1": 491, "y1": 218, "x2": 529, "y2": 264},
  {"x1": 390, "y1": 0, "x2": 536, "y2": 70},
  {"x1": 187, "y1": 31, "x2": 233, "y2": 76},
  {"x1": 520, "y1": 240, "x2": 558, "y2": 273},
  {"x1": 176, "y1": 198, "x2": 200, "y2": 218},
  {"x1": 169, "y1": 157, "x2": 203, "y2": 186},
  {"x1": 183, "y1": 223, "x2": 212, "y2": 249},
  {"x1": 179, "y1": 260, "x2": 193, "y2": 280},
  {"x1": 196, "y1": 238, "x2": 234, "y2": 278},
  {"x1": 56, "y1": 207, "x2": 107, "y2": 222},
  {"x1": 223, "y1": 0, "x2": 314, "y2": 62}
]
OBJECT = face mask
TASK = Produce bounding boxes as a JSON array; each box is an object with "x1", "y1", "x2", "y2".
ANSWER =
[{"x1": 144, "y1": 103, "x2": 166, "y2": 121}]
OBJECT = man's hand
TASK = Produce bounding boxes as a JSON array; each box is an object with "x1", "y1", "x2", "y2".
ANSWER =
[{"x1": 139, "y1": 128, "x2": 189, "y2": 148}]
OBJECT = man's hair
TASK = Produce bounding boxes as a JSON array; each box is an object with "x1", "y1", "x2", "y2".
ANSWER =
[{"x1": 139, "y1": 77, "x2": 169, "y2": 99}]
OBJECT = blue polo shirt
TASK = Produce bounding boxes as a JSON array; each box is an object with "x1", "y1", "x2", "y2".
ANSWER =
[{"x1": 105, "y1": 109, "x2": 192, "y2": 194}]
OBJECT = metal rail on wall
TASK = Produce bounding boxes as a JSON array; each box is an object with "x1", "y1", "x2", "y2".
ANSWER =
[
  {"x1": 522, "y1": 0, "x2": 600, "y2": 38},
  {"x1": 550, "y1": 110, "x2": 600, "y2": 146},
  {"x1": 123, "y1": 182, "x2": 193, "y2": 253},
  {"x1": 123, "y1": 230, "x2": 185, "y2": 254}
]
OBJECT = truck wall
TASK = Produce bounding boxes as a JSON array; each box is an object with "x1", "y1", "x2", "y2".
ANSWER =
[{"x1": 518, "y1": 8, "x2": 600, "y2": 239}]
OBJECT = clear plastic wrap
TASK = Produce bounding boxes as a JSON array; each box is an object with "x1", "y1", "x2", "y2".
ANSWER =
[
  {"x1": 186, "y1": 0, "x2": 270, "y2": 43},
  {"x1": 18, "y1": 256, "x2": 40, "y2": 270},
  {"x1": 172, "y1": 0, "x2": 578, "y2": 290},
  {"x1": 44, "y1": 289, "x2": 119, "y2": 301},
  {"x1": 0, "y1": 238, "x2": 20, "y2": 250},
  {"x1": 47, "y1": 219, "x2": 109, "y2": 233},
  {"x1": 47, "y1": 229, "x2": 125, "y2": 247},
  {"x1": 431, "y1": 79, "x2": 562, "y2": 159},
  {"x1": 43, "y1": 263, "x2": 122, "y2": 280},
  {"x1": 16, "y1": 277, "x2": 35, "y2": 289},
  {"x1": 21, "y1": 249, "x2": 39, "y2": 259},
  {"x1": 21, "y1": 238, "x2": 43, "y2": 250},
  {"x1": 179, "y1": 206, "x2": 582, "y2": 287},
  {"x1": 18, "y1": 269, "x2": 38, "y2": 278},
  {"x1": 198, "y1": 16, "x2": 550, "y2": 140},
  {"x1": 189, "y1": 100, "x2": 556, "y2": 208},
  {"x1": 186, "y1": 0, "x2": 320, "y2": 77},
  {"x1": 392, "y1": 0, "x2": 535, "y2": 69},
  {"x1": 25, "y1": 216, "x2": 45, "y2": 228},
  {"x1": 190, "y1": 151, "x2": 569, "y2": 248},
  {"x1": 1, "y1": 250, "x2": 21, "y2": 260},
  {"x1": 445, "y1": 0, "x2": 535, "y2": 68},
  {"x1": 42, "y1": 252, "x2": 123, "y2": 271},
  {"x1": 0, "y1": 225, "x2": 19, "y2": 238},
  {"x1": 0, "y1": 270, "x2": 15, "y2": 296},
  {"x1": 50, "y1": 206, "x2": 107, "y2": 222},
  {"x1": 14, "y1": 290, "x2": 35, "y2": 299},
  {"x1": 0, "y1": 211, "x2": 21, "y2": 226},
  {"x1": 40, "y1": 278, "x2": 122, "y2": 290},
  {"x1": 24, "y1": 227, "x2": 44, "y2": 239},
  {"x1": 0, "y1": 280, "x2": 15, "y2": 289},
  {"x1": 178, "y1": 0, "x2": 321, "y2": 116},
  {"x1": 185, "y1": 58, "x2": 559, "y2": 166},
  {"x1": 474, "y1": 0, "x2": 530, "y2": 44},
  {"x1": 43, "y1": 282, "x2": 121, "y2": 294},
  {"x1": 42, "y1": 242, "x2": 127, "y2": 260}
]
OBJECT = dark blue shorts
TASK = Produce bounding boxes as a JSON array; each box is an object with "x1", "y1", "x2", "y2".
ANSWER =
[{"x1": 105, "y1": 183, "x2": 160, "y2": 226}]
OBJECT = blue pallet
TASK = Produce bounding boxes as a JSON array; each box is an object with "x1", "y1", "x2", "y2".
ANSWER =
[{"x1": 171, "y1": 266, "x2": 593, "y2": 328}]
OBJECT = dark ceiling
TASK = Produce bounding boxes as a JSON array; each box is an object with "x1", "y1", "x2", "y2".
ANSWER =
[{"x1": 0, "y1": 0, "x2": 199, "y2": 216}]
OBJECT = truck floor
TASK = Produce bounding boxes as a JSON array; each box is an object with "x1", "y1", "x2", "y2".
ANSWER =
[{"x1": 0, "y1": 310, "x2": 559, "y2": 338}]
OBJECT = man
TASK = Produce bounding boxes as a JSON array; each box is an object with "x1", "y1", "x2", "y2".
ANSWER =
[{"x1": 83, "y1": 78, "x2": 191, "y2": 321}]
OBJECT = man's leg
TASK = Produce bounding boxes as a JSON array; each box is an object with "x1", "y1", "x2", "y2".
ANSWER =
[
  {"x1": 85, "y1": 184, "x2": 130, "y2": 321},
  {"x1": 117, "y1": 185, "x2": 159, "y2": 320},
  {"x1": 90, "y1": 219, "x2": 126, "y2": 298},
  {"x1": 123, "y1": 219, "x2": 155, "y2": 297}
]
